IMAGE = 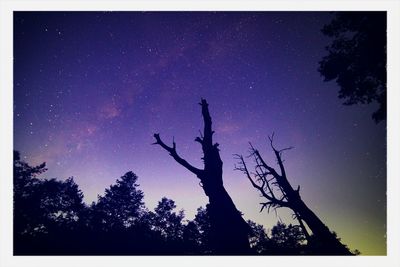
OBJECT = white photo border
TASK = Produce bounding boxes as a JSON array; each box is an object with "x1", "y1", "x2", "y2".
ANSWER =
[{"x1": 1, "y1": 1, "x2": 399, "y2": 266}]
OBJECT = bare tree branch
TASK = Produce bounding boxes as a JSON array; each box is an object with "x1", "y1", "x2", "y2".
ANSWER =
[
  {"x1": 194, "y1": 136, "x2": 204, "y2": 145},
  {"x1": 236, "y1": 134, "x2": 352, "y2": 254},
  {"x1": 153, "y1": 133, "x2": 202, "y2": 176},
  {"x1": 234, "y1": 154, "x2": 288, "y2": 209},
  {"x1": 249, "y1": 142, "x2": 281, "y2": 179},
  {"x1": 267, "y1": 134, "x2": 293, "y2": 179}
]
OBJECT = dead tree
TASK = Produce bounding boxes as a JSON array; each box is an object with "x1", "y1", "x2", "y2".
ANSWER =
[
  {"x1": 234, "y1": 134, "x2": 352, "y2": 255},
  {"x1": 153, "y1": 99, "x2": 250, "y2": 254}
]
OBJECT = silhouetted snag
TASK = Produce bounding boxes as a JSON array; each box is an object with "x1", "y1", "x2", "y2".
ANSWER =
[
  {"x1": 153, "y1": 99, "x2": 250, "y2": 254},
  {"x1": 235, "y1": 134, "x2": 352, "y2": 255}
]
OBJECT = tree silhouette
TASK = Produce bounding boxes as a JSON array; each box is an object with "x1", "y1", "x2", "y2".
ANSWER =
[
  {"x1": 153, "y1": 99, "x2": 251, "y2": 254},
  {"x1": 247, "y1": 220, "x2": 308, "y2": 255},
  {"x1": 151, "y1": 197, "x2": 185, "y2": 241},
  {"x1": 193, "y1": 206, "x2": 213, "y2": 254},
  {"x1": 36, "y1": 178, "x2": 84, "y2": 228},
  {"x1": 14, "y1": 152, "x2": 84, "y2": 235},
  {"x1": 269, "y1": 222, "x2": 306, "y2": 254},
  {"x1": 235, "y1": 135, "x2": 353, "y2": 255},
  {"x1": 247, "y1": 220, "x2": 270, "y2": 254},
  {"x1": 14, "y1": 151, "x2": 47, "y2": 237},
  {"x1": 91, "y1": 171, "x2": 145, "y2": 230},
  {"x1": 182, "y1": 221, "x2": 202, "y2": 254},
  {"x1": 319, "y1": 11, "x2": 386, "y2": 123},
  {"x1": 14, "y1": 151, "x2": 86, "y2": 254}
]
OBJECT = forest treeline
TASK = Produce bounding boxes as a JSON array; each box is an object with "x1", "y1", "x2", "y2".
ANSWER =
[
  {"x1": 14, "y1": 150, "x2": 359, "y2": 255},
  {"x1": 15, "y1": 150, "x2": 311, "y2": 255}
]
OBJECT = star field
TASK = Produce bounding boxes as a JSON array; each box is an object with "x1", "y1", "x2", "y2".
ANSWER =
[{"x1": 14, "y1": 12, "x2": 386, "y2": 255}]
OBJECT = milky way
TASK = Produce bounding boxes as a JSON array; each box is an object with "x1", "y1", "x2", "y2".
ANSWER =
[{"x1": 14, "y1": 12, "x2": 386, "y2": 254}]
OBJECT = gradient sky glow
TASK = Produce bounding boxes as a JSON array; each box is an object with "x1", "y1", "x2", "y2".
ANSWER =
[{"x1": 14, "y1": 12, "x2": 386, "y2": 255}]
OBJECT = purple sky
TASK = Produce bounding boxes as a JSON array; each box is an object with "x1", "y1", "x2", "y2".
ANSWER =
[{"x1": 14, "y1": 12, "x2": 386, "y2": 255}]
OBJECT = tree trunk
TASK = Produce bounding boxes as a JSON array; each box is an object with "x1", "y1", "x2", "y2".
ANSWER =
[
  {"x1": 154, "y1": 99, "x2": 250, "y2": 254},
  {"x1": 291, "y1": 196, "x2": 352, "y2": 255},
  {"x1": 200, "y1": 173, "x2": 251, "y2": 254},
  {"x1": 276, "y1": 167, "x2": 352, "y2": 254}
]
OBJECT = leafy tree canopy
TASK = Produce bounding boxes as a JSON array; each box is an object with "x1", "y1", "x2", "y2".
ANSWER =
[
  {"x1": 14, "y1": 151, "x2": 84, "y2": 236},
  {"x1": 93, "y1": 171, "x2": 145, "y2": 229},
  {"x1": 319, "y1": 12, "x2": 386, "y2": 123},
  {"x1": 152, "y1": 197, "x2": 185, "y2": 240}
]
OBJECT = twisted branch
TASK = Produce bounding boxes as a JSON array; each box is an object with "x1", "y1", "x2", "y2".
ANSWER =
[{"x1": 153, "y1": 133, "x2": 202, "y2": 177}]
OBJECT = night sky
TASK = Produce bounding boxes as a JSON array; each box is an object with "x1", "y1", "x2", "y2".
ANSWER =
[{"x1": 14, "y1": 12, "x2": 386, "y2": 255}]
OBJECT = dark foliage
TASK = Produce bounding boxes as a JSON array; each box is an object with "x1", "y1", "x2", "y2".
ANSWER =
[
  {"x1": 247, "y1": 220, "x2": 310, "y2": 255},
  {"x1": 90, "y1": 171, "x2": 145, "y2": 230},
  {"x1": 269, "y1": 222, "x2": 306, "y2": 254},
  {"x1": 319, "y1": 12, "x2": 386, "y2": 123},
  {"x1": 150, "y1": 197, "x2": 185, "y2": 242},
  {"x1": 14, "y1": 151, "x2": 84, "y2": 241},
  {"x1": 13, "y1": 150, "x2": 353, "y2": 255}
]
